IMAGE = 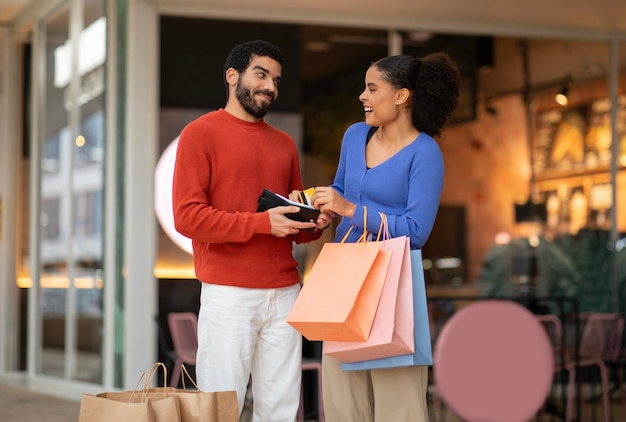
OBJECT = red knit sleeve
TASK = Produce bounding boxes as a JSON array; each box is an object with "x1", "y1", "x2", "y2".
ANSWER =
[{"x1": 172, "y1": 122, "x2": 272, "y2": 243}]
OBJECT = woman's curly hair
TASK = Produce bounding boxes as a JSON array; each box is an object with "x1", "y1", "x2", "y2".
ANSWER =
[{"x1": 374, "y1": 53, "x2": 461, "y2": 137}]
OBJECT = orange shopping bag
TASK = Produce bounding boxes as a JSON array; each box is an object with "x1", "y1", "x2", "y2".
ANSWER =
[
  {"x1": 323, "y1": 235, "x2": 414, "y2": 362},
  {"x1": 287, "y1": 219, "x2": 392, "y2": 341}
]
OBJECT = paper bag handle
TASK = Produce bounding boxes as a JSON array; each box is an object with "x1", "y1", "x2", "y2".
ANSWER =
[
  {"x1": 144, "y1": 362, "x2": 168, "y2": 391},
  {"x1": 341, "y1": 206, "x2": 369, "y2": 244},
  {"x1": 375, "y1": 212, "x2": 389, "y2": 242},
  {"x1": 341, "y1": 207, "x2": 389, "y2": 244},
  {"x1": 126, "y1": 362, "x2": 169, "y2": 403},
  {"x1": 128, "y1": 372, "x2": 148, "y2": 402},
  {"x1": 180, "y1": 364, "x2": 201, "y2": 391}
]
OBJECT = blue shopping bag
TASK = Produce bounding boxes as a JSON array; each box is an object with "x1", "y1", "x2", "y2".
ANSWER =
[{"x1": 341, "y1": 249, "x2": 432, "y2": 370}]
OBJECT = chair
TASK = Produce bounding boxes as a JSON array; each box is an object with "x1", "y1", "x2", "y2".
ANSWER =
[
  {"x1": 597, "y1": 314, "x2": 626, "y2": 419},
  {"x1": 538, "y1": 312, "x2": 622, "y2": 422},
  {"x1": 570, "y1": 312, "x2": 622, "y2": 422},
  {"x1": 167, "y1": 312, "x2": 199, "y2": 388},
  {"x1": 536, "y1": 314, "x2": 576, "y2": 421},
  {"x1": 433, "y1": 300, "x2": 553, "y2": 422},
  {"x1": 298, "y1": 359, "x2": 324, "y2": 422}
]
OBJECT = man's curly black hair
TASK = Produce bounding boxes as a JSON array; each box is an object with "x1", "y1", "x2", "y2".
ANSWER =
[{"x1": 223, "y1": 40, "x2": 285, "y2": 97}]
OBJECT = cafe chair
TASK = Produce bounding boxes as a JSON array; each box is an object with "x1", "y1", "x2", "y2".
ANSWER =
[
  {"x1": 167, "y1": 312, "x2": 199, "y2": 388},
  {"x1": 433, "y1": 300, "x2": 553, "y2": 422},
  {"x1": 569, "y1": 312, "x2": 622, "y2": 422},
  {"x1": 537, "y1": 312, "x2": 623, "y2": 422},
  {"x1": 602, "y1": 315, "x2": 626, "y2": 417},
  {"x1": 536, "y1": 314, "x2": 574, "y2": 418}
]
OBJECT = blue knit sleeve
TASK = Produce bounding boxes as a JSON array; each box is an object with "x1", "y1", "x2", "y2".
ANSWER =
[{"x1": 387, "y1": 137, "x2": 444, "y2": 249}]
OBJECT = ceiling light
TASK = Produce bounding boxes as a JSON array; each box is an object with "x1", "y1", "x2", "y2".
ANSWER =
[
  {"x1": 555, "y1": 85, "x2": 569, "y2": 106},
  {"x1": 406, "y1": 31, "x2": 433, "y2": 43},
  {"x1": 305, "y1": 41, "x2": 330, "y2": 52}
]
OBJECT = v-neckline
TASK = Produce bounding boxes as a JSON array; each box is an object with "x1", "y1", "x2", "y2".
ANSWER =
[{"x1": 364, "y1": 130, "x2": 420, "y2": 170}]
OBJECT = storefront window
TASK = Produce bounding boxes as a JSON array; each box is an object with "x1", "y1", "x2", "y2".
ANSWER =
[{"x1": 31, "y1": 0, "x2": 107, "y2": 384}]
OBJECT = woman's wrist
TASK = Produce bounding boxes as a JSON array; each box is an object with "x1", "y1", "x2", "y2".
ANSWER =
[{"x1": 345, "y1": 203, "x2": 357, "y2": 219}]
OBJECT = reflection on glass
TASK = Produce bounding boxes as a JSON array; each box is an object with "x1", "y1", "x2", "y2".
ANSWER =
[
  {"x1": 39, "y1": 2, "x2": 71, "y2": 381},
  {"x1": 37, "y1": 0, "x2": 106, "y2": 384}
]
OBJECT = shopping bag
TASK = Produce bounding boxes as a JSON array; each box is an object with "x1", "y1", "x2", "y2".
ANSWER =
[
  {"x1": 287, "y1": 239, "x2": 391, "y2": 341},
  {"x1": 78, "y1": 365, "x2": 181, "y2": 422},
  {"x1": 79, "y1": 393, "x2": 180, "y2": 422},
  {"x1": 341, "y1": 249, "x2": 433, "y2": 370},
  {"x1": 323, "y1": 236, "x2": 414, "y2": 362},
  {"x1": 97, "y1": 363, "x2": 239, "y2": 422},
  {"x1": 142, "y1": 388, "x2": 238, "y2": 422},
  {"x1": 144, "y1": 364, "x2": 239, "y2": 422},
  {"x1": 287, "y1": 211, "x2": 392, "y2": 342}
]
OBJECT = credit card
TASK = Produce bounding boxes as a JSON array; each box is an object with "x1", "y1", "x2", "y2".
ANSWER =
[{"x1": 300, "y1": 187, "x2": 315, "y2": 206}]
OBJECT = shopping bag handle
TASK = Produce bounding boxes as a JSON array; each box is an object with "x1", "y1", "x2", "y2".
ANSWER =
[
  {"x1": 127, "y1": 364, "x2": 156, "y2": 403},
  {"x1": 341, "y1": 206, "x2": 369, "y2": 244},
  {"x1": 126, "y1": 362, "x2": 169, "y2": 402},
  {"x1": 146, "y1": 362, "x2": 167, "y2": 389},
  {"x1": 341, "y1": 207, "x2": 389, "y2": 244},
  {"x1": 180, "y1": 364, "x2": 201, "y2": 391},
  {"x1": 127, "y1": 372, "x2": 148, "y2": 402},
  {"x1": 140, "y1": 362, "x2": 167, "y2": 401},
  {"x1": 375, "y1": 212, "x2": 389, "y2": 242}
]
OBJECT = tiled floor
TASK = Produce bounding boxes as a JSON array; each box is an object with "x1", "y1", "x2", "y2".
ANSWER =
[
  {"x1": 1, "y1": 380, "x2": 625, "y2": 422},
  {"x1": 0, "y1": 382, "x2": 80, "y2": 422}
]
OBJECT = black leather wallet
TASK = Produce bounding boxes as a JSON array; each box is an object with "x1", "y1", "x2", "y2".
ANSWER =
[{"x1": 257, "y1": 189, "x2": 320, "y2": 222}]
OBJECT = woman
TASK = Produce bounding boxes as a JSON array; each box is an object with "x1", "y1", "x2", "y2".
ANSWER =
[{"x1": 310, "y1": 53, "x2": 461, "y2": 421}]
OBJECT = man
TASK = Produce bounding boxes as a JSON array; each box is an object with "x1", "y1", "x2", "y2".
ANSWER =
[{"x1": 172, "y1": 40, "x2": 328, "y2": 420}]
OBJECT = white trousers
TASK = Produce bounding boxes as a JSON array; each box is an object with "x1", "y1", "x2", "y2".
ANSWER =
[{"x1": 196, "y1": 283, "x2": 302, "y2": 422}]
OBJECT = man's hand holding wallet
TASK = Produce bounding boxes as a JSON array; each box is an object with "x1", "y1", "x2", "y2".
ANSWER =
[{"x1": 257, "y1": 188, "x2": 320, "y2": 223}]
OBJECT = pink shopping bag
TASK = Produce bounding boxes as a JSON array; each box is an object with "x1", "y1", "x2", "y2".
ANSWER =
[
  {"x1": 341, "y1": 249, "x2": 433, "y2": 370},
  {"x1": 323, "y1": 236, "x2": 414, "y2": 362}
]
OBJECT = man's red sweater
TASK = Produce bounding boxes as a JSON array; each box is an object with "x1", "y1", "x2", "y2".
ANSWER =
[{"x1": 172, "y1": 109, "x2": 320, "y2": 288}]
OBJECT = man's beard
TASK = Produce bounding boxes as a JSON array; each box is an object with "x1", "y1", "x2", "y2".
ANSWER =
[{"x1": 235, "y1": 79, "x2": 274, "y2": 119}]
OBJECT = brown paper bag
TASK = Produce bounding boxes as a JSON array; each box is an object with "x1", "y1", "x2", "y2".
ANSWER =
[
  {"x1": 78, "y1": 392, "x2": 180, "y2": 422},
  {"x1": 79, "y1": 361, "x2": 238, "y2": 422},
  {"x1": 79, "y1": 363, "x2": 182, "y2": 422},
  {"x1": 144, "y1": 364, "x2": 239, "y2": 422},
  {"x1": 143, "y1": 388, "x2": 239, "y2": 422}
]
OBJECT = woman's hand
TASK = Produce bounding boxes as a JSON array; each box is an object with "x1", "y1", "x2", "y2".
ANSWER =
[
  {"x1": 315, "y1": 212, "x2": 334, "y2": 230},
  {"x1": 311, "y1": 186, "x2": 356, "y2": 218},
  {"x1": 290, "y1": 189, "x2": 335, "y2": 230}
]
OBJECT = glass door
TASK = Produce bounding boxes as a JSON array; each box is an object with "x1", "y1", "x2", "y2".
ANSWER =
[{"x1": 33, "y1": 0, "x2": 107, "y2": 383}]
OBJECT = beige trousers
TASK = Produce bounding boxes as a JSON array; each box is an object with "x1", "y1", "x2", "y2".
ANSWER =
[{"x1": 321, "y1": 354, "x2": 429, "y2": 422}]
